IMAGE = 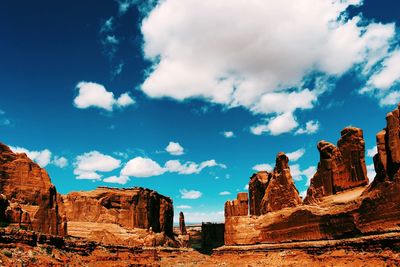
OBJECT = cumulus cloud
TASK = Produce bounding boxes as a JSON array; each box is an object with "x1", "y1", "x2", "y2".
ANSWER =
[
  {"x1": 74, "y1": 82, "x2": 135, "y2": 111},
  {"x1": 165, "y1": 159, "x2": 225, "y2": 175},
  {"x1": 295, "y1": 120, "x2": 320, "y2": 135},
  {"x1": 176, "y1": 205, "x2": 192, "y2": 209},
  {"x1": 103, "y1": 175, "x2": 130, "y2": 185},
  {"x1": 291, "y1": 164, "x2": 316, "y2": 182},
  {"x1": 367, "y1": 145, "x2": 377, "y2": 157},
  {"x1": 165, "y1": 141, "x2": 184, "y2": 155},
  {"x1": 53, "y1": 156, "x2": 68, "y2": 168},
  {"x1": 360, "y1": 49, "x2": 400, "y2": 105},
  {"x1": 219, "y1": 191, "x2": 231, "y2": 196},
  {"x1": 286, "y1": 148, "x2": 305, "y2": 162},
  {"x1": 299, "y1": 190, "x2": 307, "y2": 199},
  {"x1": 222, "y1": 131, "x2": 235, "y2": 138},
  {"x1": 141, "y1": 0, "x2": 395, "y2": 135},
  {"x1": 250, "y1": 113, "x2": 299, "y2": 136},
  {"x1": 121, "y1": 157, "x2": 165, "y2": 177},
  {"x1": 180, "y1": 189, "x2": 202, "y2": 199},
  {"x1": 367, "y1": 163, "x2": 375, "y2": 181},
  {"x1": 244, "y1": 184, "x2": 249, "y2": 190},
  {"x1": 74, "y1": 151, "x2": 121, "y2": 180},
  {"x1": 252, "y1": 163, "x2": 273, "y2": 172},
  {"x1": 10, "y1": 146, "x2": 52, "y2": 167}
]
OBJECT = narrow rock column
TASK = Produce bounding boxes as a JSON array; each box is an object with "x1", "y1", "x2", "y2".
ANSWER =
[{"x1": 179, "y1": 211, "x2": 187, "y2": 235}]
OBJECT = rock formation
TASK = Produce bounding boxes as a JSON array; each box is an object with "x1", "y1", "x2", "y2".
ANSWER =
[
  {"x1": 248, "y1": 171, "x2": 270, "y2": 216},
  {"x1": 304, "y1": 127, "x2": 368, "y2": 203},
  {"x1": 62, "y1": 187, "x2": 174, "y2": 237},
  {"x1": 179, "y1": 211, "x2": 187, "y2": 235},
  {"x1": 248, "y1": 153, "x2": 301, "y2": 215},
  {"x1": 0, "y1": 143, "x2": 66, "y2": 236},
  {"x1": 225, "y1": 108, "x2": 400, "y2": 245},
  {"x1": 224, "y1": 193, "x2": 248, "y2": 217}
]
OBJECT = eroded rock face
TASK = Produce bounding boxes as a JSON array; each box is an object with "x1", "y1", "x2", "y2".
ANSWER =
[
  {"x1": 179, "y1": 212, "x2": 187, "y2": 235},
  {"x1": 249, "y1": 171, "x2": 270, "y2": 216},
  {"x1": 304, "y1": 127, "x2": 368, "y2": 203},
  {"x1": 260, "y1": 153, "x2": 302, "y2": 214},
  {"x1": 247, "y1": 153, "x2": 301, "y2": 216},
  {"x1": 62, "y1": 187, "x2": 174, "y2": 237},
  {"x1": 0, "y1": 143, "x2": 66, "y2": 236},
  {"x1": 224, "y1": 193, "x2": 248, "y2": 217}
]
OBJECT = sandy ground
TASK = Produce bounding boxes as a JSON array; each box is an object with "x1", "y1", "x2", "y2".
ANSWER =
[{"x1": 1, "y1": 244, "x2": 400, "y2": 267}]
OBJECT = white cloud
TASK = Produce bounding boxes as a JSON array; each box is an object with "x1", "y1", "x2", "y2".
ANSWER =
[
  {"x1": 379, "y1": 91, "x2": 400, "y2": 106},
  {"x1": 295, "y1": 120, "x2": 320, "y2": 135},
  {"x1": 165, "y1": 141, "x2": 184, "y2": 155},
  {"x1": 100, "y1": 17, "x2": 114, "y2": 33},
  {"x1": 141, "y1": 0, "x2": 395, "y2": 135},
  {"x1": 103, "y1": 175, "x2": 130, "y2": 185},
  {"x1": 367, "y1": 145, "x2": 377, "y2": 157},
  {"x1": 165, "y1": 159, "x2": 225, "y2": 175},
  {"x1": 219, "y1": 191, "x2": 231, "y2": 196},
  {"x1": 117, "y1": 0, "x2": 137, "y2": 14},
  {"x1": 291, "y1": 164, "x2": 316, "y2": 182},
  {"x1": 252, "y1": 163, "x2": 273, "y2": 172},
  {"x1": 244, "y1": 184, "x2": 249, "y2": 190},
  {"x1": 286, "y1": 148, "x2": 305, "y2": 162},
  {"x1": 300, "y1": 190, "x2": 307, "y2": 199},
  {"x1": 52, "y1": 156, "x2": 68, "y2": 168},
  {"x1": 222, "y1": 131, "x2": 235, "y2": 138},
  {"x1": 74, "y1": 82, "x2": 135, "y2": 111},
  {"x1": 367, "y1": 163, "x2": 375, "y2": 181},
  {"x1": 176, "y1": 205, "x2": 192, "y2": 209},
  {"x1": 361, "y1": 49, "x2": 400, "y2": 105},
  {"x1": 180, "y1": 189, "x2": 202, "y2": 199},
  {"x1": 121, "y1": 157, "x2": 165, "y2": 177},
  {"x1": 10, "y1": 146, "x2": 52, "y2": 167},
  {"x1": 250, "y1": 113, "x2": 299, "y2": 135},
  {"x1": 74, "y1": 151, "x2": 121, "y2": 180}
]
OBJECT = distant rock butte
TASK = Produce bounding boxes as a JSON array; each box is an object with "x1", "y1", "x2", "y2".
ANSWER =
[
  {"x1": 304, "y1": 127, "x2": 368, "y2": 204},
  {"x1": 0, "y1": 143, "x2": 66, "y2": 236},
  {"x1": 62, "y1": 186, "x2": 174, "y2": 239},
  {"x1": 224, "y1": 192, "x2": 248, "y2": 217}
]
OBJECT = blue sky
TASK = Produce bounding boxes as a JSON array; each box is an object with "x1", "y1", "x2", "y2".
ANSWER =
[{"x1": 1, "y1": 0, "x2": 400, "y2": 223}]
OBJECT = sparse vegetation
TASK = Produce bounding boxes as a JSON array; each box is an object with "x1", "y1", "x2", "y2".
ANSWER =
[{"x1": 3, "y1": 249, "x2": 12, "y2": 258}]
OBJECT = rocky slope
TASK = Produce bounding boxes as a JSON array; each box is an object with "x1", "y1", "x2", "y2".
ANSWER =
[{"x1": 0, "y1": 143, "x2": 66, "y2": 236}]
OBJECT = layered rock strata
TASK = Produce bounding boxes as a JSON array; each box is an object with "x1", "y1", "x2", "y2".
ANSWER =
[
  {"x1": 304, "y1": 127, "x2": 368, "y2": 203},
  {"x1": 247, "y1": 153, "x2": 301, "y2": 216},
  {"x1": 225, "y1": 108, "x2": 400, "y2": 245},
  {"x1": 62, "y1": 187, "x2": 174, "y2": 237},
  {"x1": 0, "y1": 143, "x2": 66, "y2": 236}
]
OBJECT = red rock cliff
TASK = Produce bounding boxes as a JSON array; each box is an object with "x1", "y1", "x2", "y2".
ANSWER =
[
  {"x1": 304, "y1": 127, "x2": 368, "y2": 203},
  {"x1": 248, "y1": 153, "x2": 301, "y2": 215},
  {"x1": 0, "y1": 143, "x2": 66, "y2": 236},
  {"x1": 62, "y1": 187, "x2": 174, "y2": 237},
  {"x1": 224, "y1": 192, "x2": 248, "y2": 217}
]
